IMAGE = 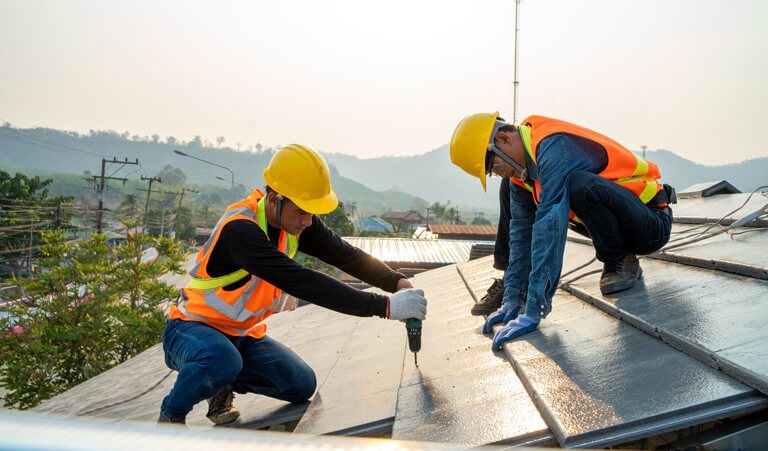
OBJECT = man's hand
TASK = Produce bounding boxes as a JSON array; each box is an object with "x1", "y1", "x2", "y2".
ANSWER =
[
  {"x1": 492, "y1": 314, "x2": 539, "y2": 350},
  {"x1": 482, "y1": 302, "x2": 520, "y2": 334},
  {"x1": 388, "y1": 288, "x2": 427, "y2": 320},
  {"x1": 396, "y1": 278, "x2": 414, "y2": 291}
]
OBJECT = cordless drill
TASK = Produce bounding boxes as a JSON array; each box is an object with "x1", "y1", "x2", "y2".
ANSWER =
[{"x1": 406, "y1": 318, "x2": 422, "y2": 367}]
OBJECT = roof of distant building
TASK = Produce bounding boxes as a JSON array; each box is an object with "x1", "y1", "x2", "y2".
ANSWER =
[
  {"x1": 380, "y1": 211, "x2": 423, "y2": 222},
  {"x1": 426, "y1": 224, "x2": 497, "y2": 239},
  {"x1": 352, "y1": 217, "x2": 394, "y2": 233}
]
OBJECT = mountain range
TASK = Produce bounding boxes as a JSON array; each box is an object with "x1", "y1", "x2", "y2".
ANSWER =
[{"x1": 1, "y1": 125, "x2": 765, "y2": 215}]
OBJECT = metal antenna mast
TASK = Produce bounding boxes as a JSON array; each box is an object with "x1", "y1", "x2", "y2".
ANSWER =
[{"x1": 512, "y1": 0, "x2": 521, "y2": 125}]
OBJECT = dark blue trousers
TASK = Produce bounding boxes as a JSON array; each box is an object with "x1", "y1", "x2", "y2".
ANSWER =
[{"x1": 161, "y1": 319, "x2": 316, "y2": 419}]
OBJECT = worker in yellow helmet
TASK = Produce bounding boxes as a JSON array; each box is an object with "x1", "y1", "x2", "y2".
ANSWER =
[
  {"x1": 159, "y1": 144, "x2": 427, "y2": 425},
  {"x1": 450, "y1": 113, "x2": 674, "y2": 350}
]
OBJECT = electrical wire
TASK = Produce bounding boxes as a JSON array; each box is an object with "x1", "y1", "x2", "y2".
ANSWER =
[{"x1": 559, "y1": 186, "x2": 768, "y2": 286}]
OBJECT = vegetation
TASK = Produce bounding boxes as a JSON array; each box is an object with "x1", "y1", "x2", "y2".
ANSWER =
[
  {"x1": 0, "y1": 170, "x2": 74, "y2": 277},
  {"x1": 0, "y1": 226, "x2": 185, "y2": 409},
  {"x1": 294, "y1": 201, "x2": 355, "y2": 275}
]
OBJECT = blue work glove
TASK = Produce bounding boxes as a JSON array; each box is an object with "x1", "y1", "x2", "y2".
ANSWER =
[
  {"x1": 492, "y1": 314, "x2": 540, "y2": 350},
  {"x1": 482, "y1": 302, "x2": 521, "y2": 334}
]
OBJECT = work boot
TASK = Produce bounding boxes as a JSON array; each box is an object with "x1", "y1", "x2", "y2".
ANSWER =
[
  {"x1": 206, "y1": 386, "x2": 240, "y2": 425},
  {"x1": 471, "y1": 278, "x2": 505, "y2": 316},
  {"x1": 157, "y1": 412, "x2": 186, "y2": 425},
  {"x1": 600, "y1": 254, "x2": 643, "y2": 295}
]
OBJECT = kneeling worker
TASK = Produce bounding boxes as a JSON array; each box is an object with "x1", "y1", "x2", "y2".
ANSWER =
[
  {"x1": 159, "y1": 144, "x2": 427, "y2": 424},
  {"x1": 450, "y1": 113, "x2": 673, "y2": 350}
]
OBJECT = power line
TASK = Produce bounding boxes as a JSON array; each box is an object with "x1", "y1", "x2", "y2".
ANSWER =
[{"x1": 0, "y1": 126, "x2": 106, "y2": 158}]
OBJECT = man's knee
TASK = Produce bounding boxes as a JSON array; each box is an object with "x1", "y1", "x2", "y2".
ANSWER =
[
  {"x1": 198, "y1": 342, "x2": 243, "y2": 389},
  {"x1": 282, "y1": 366, "x2": 317, "y2": 404}
]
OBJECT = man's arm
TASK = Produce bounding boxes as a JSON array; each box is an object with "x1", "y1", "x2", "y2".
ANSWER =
[
  {"x1": 218, "y1": 220, "x2": 389, "y2": 317},
  {"x1": 502, "y1": 182, "x2": 536, "y2": 308},
  {"x1": 524, "y1": 134, "x2": 599, "y2": 318},
  {"x1": 297, "y1": 215, "x2": 407, "y2": 293}
]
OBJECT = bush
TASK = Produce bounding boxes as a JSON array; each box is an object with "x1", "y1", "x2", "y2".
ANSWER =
[{"x1": 0, "y1": 225, "x2": 185, "y2": 409}]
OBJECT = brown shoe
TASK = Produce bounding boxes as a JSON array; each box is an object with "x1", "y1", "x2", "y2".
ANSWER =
[
  {"x1": 157, "y1": 412, "x2": 186, "y2": 425},
  {"x1": 206, "y1": 386, "x2": 240, "y2": 424},
  {"x1": 600, "y1": 254, "x2": 643, "y2": 295},
  {"x1": 471, "y1": 278, "x2": 505, "y2": 315}
]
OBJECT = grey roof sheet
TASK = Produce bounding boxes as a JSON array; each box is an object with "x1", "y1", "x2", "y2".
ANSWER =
[{"x1": 391, "y1": 265, "x2": 551, "y2": 446}]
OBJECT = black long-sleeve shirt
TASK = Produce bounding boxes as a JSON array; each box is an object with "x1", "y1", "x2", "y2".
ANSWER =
[{"x1": 205, "y1": 215, "x2": 405, "y2": 318}]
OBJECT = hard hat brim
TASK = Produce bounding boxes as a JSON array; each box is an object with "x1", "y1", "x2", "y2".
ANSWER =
[{"x1": 290, "y1": 188, "x2": 339, "y2": 215}]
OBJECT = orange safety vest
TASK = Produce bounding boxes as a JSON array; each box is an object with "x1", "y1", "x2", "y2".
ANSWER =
[
  {"x1": 170, "y1": 189, "x2": 298, "y2": 339},
  {"x1": 511, "y1": 115, "x2": 664, "y2": 220}
]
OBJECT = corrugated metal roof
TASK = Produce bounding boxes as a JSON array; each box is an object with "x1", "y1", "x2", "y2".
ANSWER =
[{"x1": 342, "y1": 237, "x2": 491, "y2": 266}]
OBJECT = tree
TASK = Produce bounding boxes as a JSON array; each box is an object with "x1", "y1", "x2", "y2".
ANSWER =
[
  {"x1": 174, "y1": 206, "x2": 196, "y2": 241},
  {"x1": 216, "y1": 136, "x2": 225, "y2": 148},
  {"x1": 0, "y1": 226, "x2": 185, "y2": 408},
  {"x1": 116, "y1": 193, "x2": 140, "y2": 220},
  {"x1": 0, "y1": 170, "x2": 73, "y2": 275},
  {"x1": 319, "y1": 201, "x2": 354, "y2": 237},
  {"x1": 294, "y1": 201, "x2": 354, "y2": 275},
  {"x1": 471, "y1": 215, "x2": 492, "y2": 225},
  {"x1": 156, "y1": 165, "x2": 187, "y2": 186}
]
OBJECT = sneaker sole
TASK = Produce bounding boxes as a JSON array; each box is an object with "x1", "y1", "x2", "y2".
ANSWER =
[
  {"x1": 600, "y1": 269, "x2": 643, "y2": 295},
  {"x1": 207, "y1": 410, "x2": 241, "y2": 425}
]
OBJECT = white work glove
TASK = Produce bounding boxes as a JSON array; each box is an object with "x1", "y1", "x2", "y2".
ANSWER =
[{"x1": 388, "y1": 288, "x2": 427, "y2": 321}]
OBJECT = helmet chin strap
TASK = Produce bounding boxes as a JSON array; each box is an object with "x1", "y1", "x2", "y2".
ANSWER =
[
  {"x1": 488, "y1": 144, "x2": 529, "y2": 182},
  {"x1": 275, "y1": 194, "x2": 284, "y2": 227}
]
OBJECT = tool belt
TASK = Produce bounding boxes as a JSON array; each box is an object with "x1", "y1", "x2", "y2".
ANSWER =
[{"x1": 648, "y1": 184, "x2": 676, "y2": 220}]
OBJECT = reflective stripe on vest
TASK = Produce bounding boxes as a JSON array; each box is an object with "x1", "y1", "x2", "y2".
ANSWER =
[
  {"x1": 172, "y1": 190, "x2": 299, "y2": 337},
  {"x1": 188, "y1": 196, "x2": 298, "y2": 290}
]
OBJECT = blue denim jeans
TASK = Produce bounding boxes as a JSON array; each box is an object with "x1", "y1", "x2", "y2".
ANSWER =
[
  {"x1": 568, "y1": 171, "x2": 672, "y2": 263},
  {"x1": 161, "y1": 319, "x2": 317, "y2": 419}
]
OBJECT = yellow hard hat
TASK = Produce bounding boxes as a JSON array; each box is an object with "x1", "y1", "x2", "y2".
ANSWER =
[
  {"x1": 263, "y1": 144, "x2": 339, "y2": 214},
  {"x1": 449, "y1": 112, "x2": 499, "y2": 192}
]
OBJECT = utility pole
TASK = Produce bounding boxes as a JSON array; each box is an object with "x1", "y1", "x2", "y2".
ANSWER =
[
  {"x1": 641, "y1": 145, "x2": 648, "y2": 160},
  {"x1": 141, "y1": 175, "x2": 162, "y2": 228},
  {"x1": 512, "y1": 0, "x2": 521, "y2": 125},
  {"x1": 95, "y1": 158, "x2": 138, "y2": 233},
  {"x1": 160, "y1": 192, "x2": 168, "y2": 238}
]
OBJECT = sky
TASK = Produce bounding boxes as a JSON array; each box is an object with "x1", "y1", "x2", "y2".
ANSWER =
[{"x1": 1, "y1": 0, "x2": 767, "y2": 166}]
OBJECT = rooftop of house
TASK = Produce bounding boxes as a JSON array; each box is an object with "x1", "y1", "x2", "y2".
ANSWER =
[
  {"x1": 426, "y1": 223, "x2": 497, "y2": 238},
  {"x1": 29, "y1": 184, "x2": 768, "y2": 448}
]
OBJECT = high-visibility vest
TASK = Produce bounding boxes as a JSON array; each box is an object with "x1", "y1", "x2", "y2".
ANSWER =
[
  {"x1": 511, "y1": 115, "x2": 664, "y2": 221},
  {"x1": 170, "y1": 189, "x2": 299, "y2": 339}
]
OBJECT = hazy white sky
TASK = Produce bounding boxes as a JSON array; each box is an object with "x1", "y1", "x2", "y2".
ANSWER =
[{"x1": 1, "y1": 0, "x2": 766, "y2": 165}]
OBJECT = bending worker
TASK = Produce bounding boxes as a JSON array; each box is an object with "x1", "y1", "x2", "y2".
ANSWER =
[
  {"x1": 159, "y1": 144, "x2": 427, "y2": 424},
  {"x1": 450, "y1": 113, "x2": 673, "y2": 350}
]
